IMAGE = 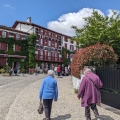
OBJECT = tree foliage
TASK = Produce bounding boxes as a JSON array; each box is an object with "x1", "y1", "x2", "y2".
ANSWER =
[
  {"x1": 28, "y1": 34, "x2": 37, "y2": 68},
  {"x1": 72, "y1": 10, "x2": 120, "y2": 57},
  {"x1": 71, "y1": 43, "x2": 118, "y2": 78}
]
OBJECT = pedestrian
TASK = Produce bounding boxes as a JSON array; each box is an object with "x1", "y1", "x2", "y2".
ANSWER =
[
  {"x1": 9, "y1": 67, "x2": 13, "y2": 76},
  {"x1": 39, "y1": 70, "x2": 58, "y2": 120},
  {"x1": 77, "y1": 68, "x2": 103, "y2": 120},
  {"x1": 68, "y1": 65, "x2": 71, "y2": 75},
  {"x1": 54, "y1": 65, "x2": 58, "y2": 75},
  {"x1": 65, "y1": 66, "x2": 69, "y2": 76},
  {"x1": 57, "y1": 65, "x2": 61, "y2": 77},
  {"x1": 61, "y1": 64, "x2": 65, "y2": 76},
  {"x1": 14, "y1": 67, "x2": 17, "y2": 76}
]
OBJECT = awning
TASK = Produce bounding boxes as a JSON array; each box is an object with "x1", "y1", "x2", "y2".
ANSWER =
[{"x1": 0, "y1": 54, "x2": 26, "y2": 59}]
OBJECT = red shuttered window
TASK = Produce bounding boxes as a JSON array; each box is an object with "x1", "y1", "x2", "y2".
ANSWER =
[
  {"x1": 15, "y1": 44, "x2": 20, "y2": 52},
  {"x1": 0, "y1": 58, "x2": 6, "y2": 66},
  {"x1": 0, "y1": 42, "x2": 7, "y2": 51},
  {"x1": 64, "y1": 43, "x2": 67, "y2": 49}
]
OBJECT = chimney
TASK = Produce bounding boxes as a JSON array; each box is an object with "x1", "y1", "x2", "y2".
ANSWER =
[{"x1": 27, "y1": 17, "x2": 31, "y2": 23}]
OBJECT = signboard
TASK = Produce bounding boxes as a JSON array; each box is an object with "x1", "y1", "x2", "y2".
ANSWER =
[{"x1": 70, "y1": 54, "x2": 74, "y2": 62}]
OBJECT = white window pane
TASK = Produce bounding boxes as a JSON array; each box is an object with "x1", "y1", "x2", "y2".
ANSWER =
[
  {"x1": 16, "y1": 34, "x2": 20, "y2": 40},
  {"x1": 2, "y1": 31, "x2": 6, "y2": 38}
]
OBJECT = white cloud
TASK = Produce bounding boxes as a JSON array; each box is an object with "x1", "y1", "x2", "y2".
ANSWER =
[
  {"x1": 4, "y1": 4, "x2": 15, "y2": 9},
  {"x1": 47, "y1": 8, "x2": 104, "y2": 37},
  {"x1": 107, "y1": 9, "x2": 119, "y2": 18}
]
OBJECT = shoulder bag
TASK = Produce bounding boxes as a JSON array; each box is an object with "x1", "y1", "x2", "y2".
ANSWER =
[{"x1": 38, "y1": 99, "x2": 43, "y2": 114}]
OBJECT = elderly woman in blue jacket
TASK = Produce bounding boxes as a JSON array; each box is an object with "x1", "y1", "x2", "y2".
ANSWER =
[{"x1": 39, "y1": 70, "x2": 58, "y2": 120}]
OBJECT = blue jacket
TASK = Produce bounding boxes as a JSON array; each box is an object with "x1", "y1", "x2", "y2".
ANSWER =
[{"x1": 39, "y1": 76, "x2": 58, "y2": 101}]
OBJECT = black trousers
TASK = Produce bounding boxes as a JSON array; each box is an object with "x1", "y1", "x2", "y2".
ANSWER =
[
  {"x1": 43, "y1": 99, "x2": 53, "y2": 119},
  {"x1": 58, "y1": 72, "x2": 61, "y2": 76},
  {"x1": 85, "y1": 103, "x2": 99, "y2": 120}
]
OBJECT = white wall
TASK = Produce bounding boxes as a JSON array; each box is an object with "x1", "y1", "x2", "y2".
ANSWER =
[
  {"x1": 72, "y1": 74, "x2": 84, "y2": 89},
  {"x1": 15, "y1": 23, "x2": 34, "y2": 33},
  {"x1": 62, "y1": 37, "x2": 77, "y2": 51}
]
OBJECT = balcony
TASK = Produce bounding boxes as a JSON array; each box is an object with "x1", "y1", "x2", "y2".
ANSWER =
[{"x1": 36, "y1": 55, "x2": 63, "y2": 62}]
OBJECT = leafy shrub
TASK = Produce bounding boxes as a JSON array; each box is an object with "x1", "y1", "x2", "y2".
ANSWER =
[
  {"x1": 74, "y1": 89, "x2": 78, "y2": 94},
  {"x1": 0, "y1": 68, "x2": 5, "y2": 73},
  {"x1": 20, "y1": 68, "x2": 25, "y2": 73},
  {"x1": 71, "y1": 43, "x2": 118, "y2": 78}
]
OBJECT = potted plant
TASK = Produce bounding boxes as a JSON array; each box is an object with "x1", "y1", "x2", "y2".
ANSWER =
[
  {"x1": 0, "y1": 68, "x2": 5, "y2": 74},
  {"x1": 29, "y1": 68, "x2": 33, "y2": 74},
  {"x1": 0, "y1": 68, "x2": 9, "y2": 76},
  {"x1": 34, "y1": 68, "x2": 38, "y2": 75}
]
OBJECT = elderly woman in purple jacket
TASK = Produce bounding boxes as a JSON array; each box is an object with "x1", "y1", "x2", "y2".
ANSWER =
[{"x1": 78, "y1": 68, "x2": 103, "y2": 120}]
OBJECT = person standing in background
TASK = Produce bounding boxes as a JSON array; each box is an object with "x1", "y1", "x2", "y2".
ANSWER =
[
  {"x1": 57, "y1": 65, "x2": 61, "y2": 77},
  {"x1": 54, "y1": 65, "x2": 58, "y2": 75}
]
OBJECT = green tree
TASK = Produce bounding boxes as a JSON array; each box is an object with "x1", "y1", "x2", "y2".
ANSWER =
[{"x1": 72, "y1": 10, "x2": 120, "y2": 58}]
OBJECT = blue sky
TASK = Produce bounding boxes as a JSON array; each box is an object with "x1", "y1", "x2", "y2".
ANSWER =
[{"x1": 0, "y1": 0, "x2": 120, "y2": 36}]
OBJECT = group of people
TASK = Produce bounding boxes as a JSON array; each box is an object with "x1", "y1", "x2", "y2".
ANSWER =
[
  {"x1": 9, "y1": 67, "x2": 17, "y2": 76},
  {"x1": 53, "y1": 64, "x2": 71, "y2": 77},
  {"x1": 39, "y1": 68, "x2": 103, "y2": 120}
]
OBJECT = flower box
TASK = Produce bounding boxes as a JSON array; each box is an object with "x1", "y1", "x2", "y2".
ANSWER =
[{"x1": 2, "y1": 73, "x2": 10, "y2": 76}]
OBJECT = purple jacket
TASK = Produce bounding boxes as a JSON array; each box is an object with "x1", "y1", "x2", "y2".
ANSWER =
[{"x1": 78, "y1": 72, "x2": 103, "y2": 107}]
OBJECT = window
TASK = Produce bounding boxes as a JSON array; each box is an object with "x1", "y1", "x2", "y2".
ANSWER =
[
  {"x1": 48, "y1": 41, "x2": 51, "y2": 46},
  {"x1": 65, "y1": 43, "x2": 67, "y2": 49},
  {"x1": 40, "y1": 51, "x2": 43, "y2": 59},
  {"x1": 0, "y1": 42, "x2": 7, "y2": 51},
  {"x1": 59, "y1": 50, "x2": 61, "y2": 55},
  {"x1": 16, "y1": 34, "x2": 20, "y2": 40},
  {"x1": 52, "y1": 33, "x2": 54, "y2": 38},
  {"x1": 55, "y1": 42, "x2": 57, "y2": 48},
  {"x1": 48, "y1": 51, "x2": 51, "y2": 56},
  {"x1": 65, "y1": 37, "x2": 68, "y2": 42},
  {"x1": 71, "y1": 40, "x2": 73, "y2": 44},
  {"x1": 22, "y1": 35, "x2": 27, "y2": 40},
  {"x1": 9, "y1": 32, "x2": 14, "y2": 38},
  {"x1": 55, "y1": 52, "x2": 57, "y2": 57},
  {"x1": 40, "y1": 39, "x2": 43, "y2": 45},
  {"x1": 15, "y1": 44, "x2": 20, "y2": 52},
  {"x1": 2, "y1": 31, "x2": 6, "y2": 38},
  {"x1": 40, "y1": 51, "x2": 43, "y2": 55},
  {"x1": 35, "y1": 28, "x2": 39, "y2": 34}
]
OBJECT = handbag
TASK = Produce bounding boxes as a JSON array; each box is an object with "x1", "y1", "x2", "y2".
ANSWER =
[
  {"x1": 86, "y1": 75, "x2": 101, "y2": 107},
  {"x1": 38, "y1": 99, "x2": 43, "y2": 114}
]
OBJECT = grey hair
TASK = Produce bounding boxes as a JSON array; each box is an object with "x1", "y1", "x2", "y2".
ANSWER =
[
  {"x1": 83, "y1": 68, "x2": 92, "y2": 75},
  {"x1": 48, "y1": 70, "x2": 54, "y2": 76}
]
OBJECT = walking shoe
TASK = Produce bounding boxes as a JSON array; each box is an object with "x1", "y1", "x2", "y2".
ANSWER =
[{"x1": 97, "y1": 118, "x2": 101, "y2": 120}]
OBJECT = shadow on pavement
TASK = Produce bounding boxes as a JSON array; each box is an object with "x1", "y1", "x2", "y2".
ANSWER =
[
  {"x1": 52, "y1": 114, "x2": 71, "y2": 120},
  {"x1": 92, "y1": 115, "x2": 114, "y2": 120}
]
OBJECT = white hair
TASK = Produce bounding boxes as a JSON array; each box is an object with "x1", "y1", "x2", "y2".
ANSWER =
[
  {"x1": 83, "y1": 68, "x2": 92, "y2": 75},
  {"x1": 48, "y1": 70, "x2": 54, "y2": 76}
]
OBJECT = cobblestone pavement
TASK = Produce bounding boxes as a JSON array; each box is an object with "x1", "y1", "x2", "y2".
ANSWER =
[
  {"x1": 0, "y1": 74, "x2": 46, "y2": 120},
  {"x1": 0, "y1": 75, "x2": 120, "y2": 120}
]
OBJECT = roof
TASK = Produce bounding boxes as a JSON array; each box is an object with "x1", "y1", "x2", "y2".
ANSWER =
[
  {"x1": 0, "y1": 25, "x2": 29, "y2": 35},
  {"x1": 12, "y1": 21, "x2": 72, "y2": 38}
]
